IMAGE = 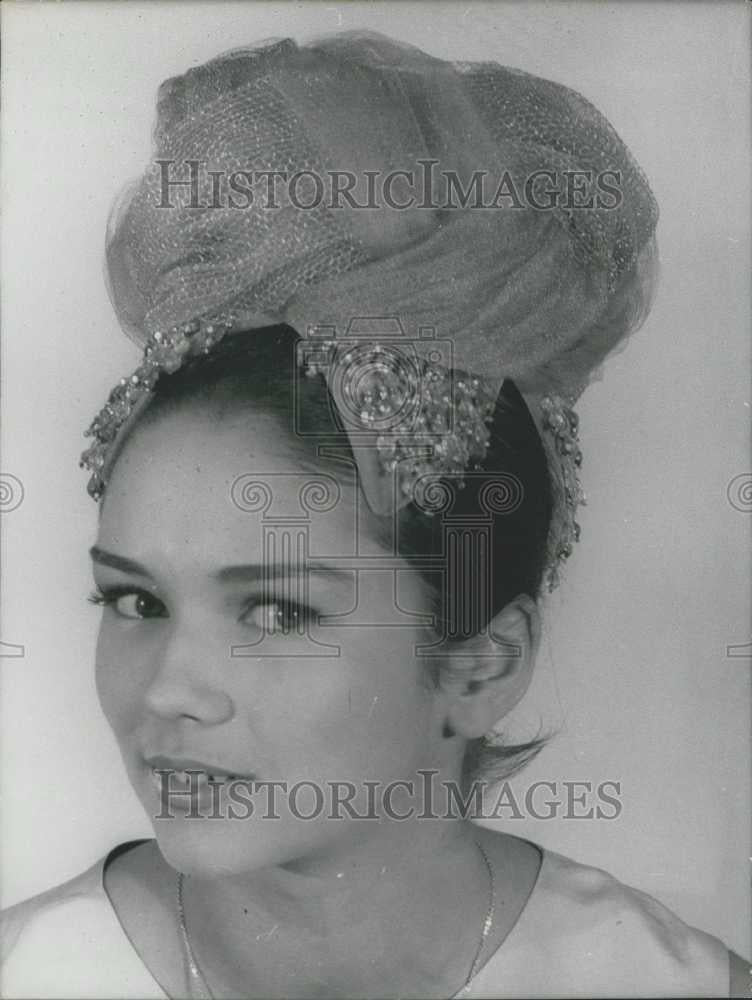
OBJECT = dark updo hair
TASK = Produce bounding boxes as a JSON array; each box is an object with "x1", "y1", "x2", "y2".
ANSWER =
[{"x1": 138, "y1": 324, "x2": 553, "y2": 786}]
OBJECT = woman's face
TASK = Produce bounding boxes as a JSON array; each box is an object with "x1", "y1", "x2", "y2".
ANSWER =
[{"x1": 93, "y1": 397, "x2": 447, "y2": 875}]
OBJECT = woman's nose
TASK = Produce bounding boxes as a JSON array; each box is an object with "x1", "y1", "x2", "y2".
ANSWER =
[{"x1": 143, "y1": 626, "x2": 234, "y2": 724}]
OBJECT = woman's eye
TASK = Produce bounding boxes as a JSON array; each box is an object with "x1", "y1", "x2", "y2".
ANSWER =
[
  {"x1": 88, "y1": 587, "x2": 167, "y2": 620},
  {"x1": 241, "y1": 600, "x2": 314, "y2": 633}
]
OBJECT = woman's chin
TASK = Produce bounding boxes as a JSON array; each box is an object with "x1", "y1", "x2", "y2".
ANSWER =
[
  {"x1": 149, "y1": 818, "x2": 275, "y2": 875},
  {"x1": 148, "y1": 815, "x2": 332, "y2": 878}
]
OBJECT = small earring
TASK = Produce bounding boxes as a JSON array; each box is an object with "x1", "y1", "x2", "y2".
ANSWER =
[{"x1": 442, "y1": 720, "x2": 455, "y2": 739}]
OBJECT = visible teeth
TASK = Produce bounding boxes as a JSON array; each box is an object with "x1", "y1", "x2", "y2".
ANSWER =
[
  {"x1": 152, "y1": 768, "x2": 203, "y2": 785},
  {"x1": 150, "y1": 768, "x2": 250, "y2": 790},
  {"x1": 151, "y1": 768, "x2": 241, "y2": 783}
]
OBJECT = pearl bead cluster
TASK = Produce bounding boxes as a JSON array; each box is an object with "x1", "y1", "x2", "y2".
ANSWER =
[
  {"x1": 539, "y1": 393, "x2": 586, "y2": 591},
  {"x1": 302, "y1": 341, "x2": 497, "y2": 499},
  {"x1": 80, "y1": 316, "x2": 235, "y2": 500},
  {"x1": 304, "y1": 346, "x2": 585, "y2": 590}
]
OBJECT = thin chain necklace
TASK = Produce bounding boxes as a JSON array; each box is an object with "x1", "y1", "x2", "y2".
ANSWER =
[{"x1": 176, "y1": 840, "x2": 496, "y2": 1000}]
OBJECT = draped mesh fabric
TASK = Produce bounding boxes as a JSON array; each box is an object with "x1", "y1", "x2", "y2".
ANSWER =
[{"x1": 105, "y1": 31, "x2": 658, "y2": 403}]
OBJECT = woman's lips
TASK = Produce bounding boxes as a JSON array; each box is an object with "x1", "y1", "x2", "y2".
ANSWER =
[
  {"x1": 144, "y1": 754, "x2": 256, "y2": 813},
  {"x1": 145, "y1": 753, "x2": 254, "y2": 778}
]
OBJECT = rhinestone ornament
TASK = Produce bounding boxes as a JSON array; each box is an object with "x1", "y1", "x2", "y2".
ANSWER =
[
  {"x1": 80, "y1": 317, "x2": 235, "y2": 500},
  {"x1": 302, "y1": 340, "x2": 497, "y2": 501},
  {"x1": 81, "y1": 327, "x2": 584, "y2": 591},
  {"x1": 539, "y1": 393, "x2": 586, "y2": 592}
]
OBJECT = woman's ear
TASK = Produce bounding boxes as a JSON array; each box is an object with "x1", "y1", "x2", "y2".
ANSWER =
[{"x1": 438, "y1": 594, "x2": 541, "y2": 740}]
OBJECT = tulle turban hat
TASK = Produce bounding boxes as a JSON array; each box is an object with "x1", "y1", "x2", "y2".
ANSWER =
[{"x1": 89, "y1": 30, "x2": 659, "y2": 584}]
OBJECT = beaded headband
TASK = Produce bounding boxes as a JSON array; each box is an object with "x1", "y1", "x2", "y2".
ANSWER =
[{"x1": 80, "y1": 316, "x2": 584, "y2": 592}]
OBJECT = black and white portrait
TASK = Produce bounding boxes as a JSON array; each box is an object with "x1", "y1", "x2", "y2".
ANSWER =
[{"x1": 1, "y1": 3, "x2": 749, "y2": 997}]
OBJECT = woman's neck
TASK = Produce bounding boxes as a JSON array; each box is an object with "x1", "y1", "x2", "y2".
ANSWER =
[{"x1": 182, "y1": 819, "x2": 500, "y2": 999}]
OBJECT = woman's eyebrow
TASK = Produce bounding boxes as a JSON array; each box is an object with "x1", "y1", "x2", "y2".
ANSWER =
[
  {"x1": 89, "y1": 545, "x2": 153, "y2": 578},
  {"x1": 89, "y1": 546, "x2": 353, "y2": 587},
  {"x1": 214, "y1": 563, "x2": 353, "y2": 587}
]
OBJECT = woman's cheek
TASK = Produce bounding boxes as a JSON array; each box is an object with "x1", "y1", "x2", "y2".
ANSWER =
[
  {"x1": 94, "y1": 622, "x2": 152, "y2": 728},
  {"x1": 260, "y1": 639, "x2": 428, "y2": 779}
]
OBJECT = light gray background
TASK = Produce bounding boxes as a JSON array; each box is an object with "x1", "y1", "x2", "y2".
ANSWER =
[{"x1": 1, "y1": 0, "x2": 750, "y2": 957}]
